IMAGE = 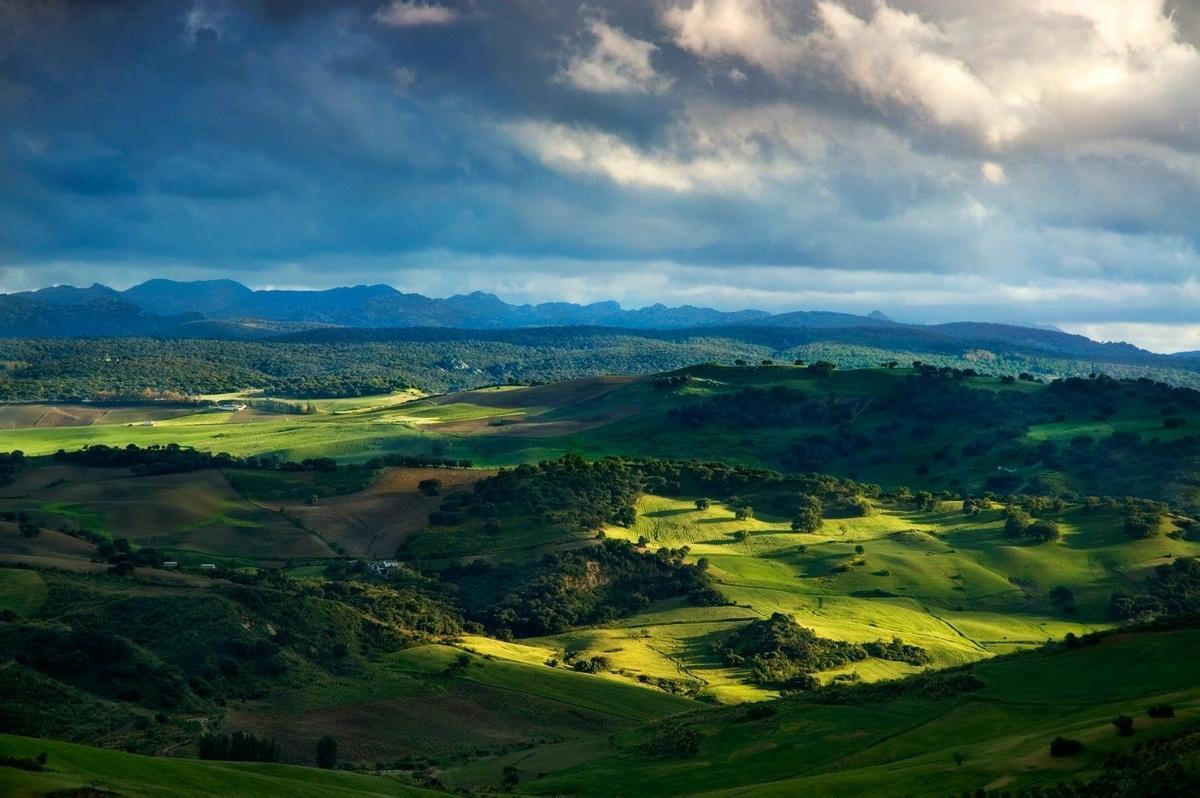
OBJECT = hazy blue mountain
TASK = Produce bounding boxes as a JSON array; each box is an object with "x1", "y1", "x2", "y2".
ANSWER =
[
  {"x1": 121, "y1": 278, "x2": 255, "y2": 316},
  {"x1": 3, "y1": 279, "x2": 1195, "y2": 380},
  {"x1": 0, "y1": 295, "x2": 206, "y2": 337},
  {"x1": 18, "y1": 283, "x2": 122, "y2": 305}
]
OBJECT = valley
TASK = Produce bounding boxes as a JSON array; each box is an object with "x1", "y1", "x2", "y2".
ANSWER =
[{"x1": 3, "y1": 363, "x2": 1199, "y2": 796}]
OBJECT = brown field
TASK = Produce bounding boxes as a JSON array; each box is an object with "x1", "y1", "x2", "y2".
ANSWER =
[
  {"x1": 0, "y1": 521, "x2": 209, "y2": 585},
  {"x1": 0, "y1": 465, "x2": 133, "y2": 499},
  {"x1": 0, "y1": 403, "x2": 199, "y2": 429},
  {"x1": 0, "y1": 522, "x2": 98, "y2": 562},
  {"x1": 427, "y1": 375, "x2": 638, "y2": 410},
  {"x1": 281, "y1": 467, "x2": 495, "y2": 557},
  {"x1": 227, "y1": 678, "x2": 620, "y2": 765},
  {"x1": 433, "y1": 376, "x2": 645, "y2": 438},
  {"x1": 1, "y1": 467, "x2": 331, "y2": 559}
]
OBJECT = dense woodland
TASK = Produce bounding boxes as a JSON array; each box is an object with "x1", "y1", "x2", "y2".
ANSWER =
[
  {"x1": 668, "y1": 370, "x2": 1200, "y2": 513},
  {"x1": 4, "y1": 332, "x2": 1200, "y2": 400}
]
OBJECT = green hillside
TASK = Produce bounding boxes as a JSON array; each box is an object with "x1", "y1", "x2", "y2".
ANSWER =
[
  {"x1": 500, "y1": 625, "x2": 1200, "y2": 797},
  {"x1": 3, "y1": 364, "x2": 1200, "y2": 796},
  {"x1": 0, "y1": 733, "x2": 439, "y2": 798},
  {"x1": 4, "y1": 365, "x2": 1198, "y2": 513}
]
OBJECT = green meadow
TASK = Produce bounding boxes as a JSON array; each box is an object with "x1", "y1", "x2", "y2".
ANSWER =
[{"x1": 2, "y1": 365, "x2": 1199, "y2": 796}]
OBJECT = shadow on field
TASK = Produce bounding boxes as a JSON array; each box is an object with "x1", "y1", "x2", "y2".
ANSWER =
[{"x1": 644, "y1": 508, "x2": 693, "y2": 519}]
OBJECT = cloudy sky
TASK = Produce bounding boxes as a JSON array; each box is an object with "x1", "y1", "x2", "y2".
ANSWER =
[{"x1": 2, "y1": 1, "x2": 1199, "y2": 351}]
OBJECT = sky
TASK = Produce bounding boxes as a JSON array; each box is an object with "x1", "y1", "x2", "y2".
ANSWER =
[{"x1": 1, "y1": 0, "x2": 1200, "y2": 352}]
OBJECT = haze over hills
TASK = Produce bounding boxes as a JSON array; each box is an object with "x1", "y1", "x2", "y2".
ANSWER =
[{"x1": 3, "y1": 279, "x2": 1198, "y2": 390}]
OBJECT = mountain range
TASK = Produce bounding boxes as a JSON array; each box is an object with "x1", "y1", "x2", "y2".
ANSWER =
[{"x1": 2, "y1": 279, "x2": 1195, "y2": 374}]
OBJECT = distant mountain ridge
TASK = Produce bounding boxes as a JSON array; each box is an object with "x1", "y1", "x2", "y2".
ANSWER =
[
  {"x1": 2, "y1": 279, "x2": 1194, "y2": 380},
  {"x1": 10, "y1": 279, "x2": 877, "y2": 331}
]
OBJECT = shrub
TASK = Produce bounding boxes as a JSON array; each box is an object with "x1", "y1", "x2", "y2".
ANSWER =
[
  {"x1": 642, "y1": 721, "x2": 701, "y2": 758},
  {"x1": 315, "y1": 735, "x2": 338, "y2": 769},
  {"x1": 1113, "y1": 715, "x2": 1135, "y2": 736},
  {"x1": 1050, "y1": 737, "x2": 1083, "y2": 757},
  {"x1": 1148, "y1": 703, "x2": 1175, "y2": 718}
]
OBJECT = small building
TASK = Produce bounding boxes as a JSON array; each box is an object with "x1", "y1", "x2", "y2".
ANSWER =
[
  {"x1": 162, "y1": 561, "x2": 178, "y2": 569},
  {"x1": 216, "y1": 402, "x2": 248, "y2": 412},
  {"x1": 367, "y1": 559, "x2": 403, "y2": 574},
  {"x1": 199, "y1": 563, "x2": 217, "y2": 570}
]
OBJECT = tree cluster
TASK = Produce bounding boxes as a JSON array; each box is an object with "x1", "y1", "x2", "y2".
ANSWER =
[{"x1": 715, "y1": 613, "x2": 930, "y2": 689}]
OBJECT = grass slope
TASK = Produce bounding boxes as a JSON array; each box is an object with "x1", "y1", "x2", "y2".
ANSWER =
[
  {"x1": 516, "y1": 494, "x2": 1198, "y2": 702},
  {"x1": 0, "y1": 733, "x2": 438, "y2": 798},
  {"x1": 501, "y1": 626, "x2": 1200, "y2": 797}
]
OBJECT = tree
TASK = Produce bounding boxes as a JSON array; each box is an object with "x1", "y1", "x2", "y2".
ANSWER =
[
  {"x1": 417, "y1": 478, "x2": 442, "y2": 497},
  {"x1": 501, "y1": 765, "x2": 520, "y2": 788},
  {"x1": 809, "y1": 361, "x2": 837, "y2": 377},
  {"x1": 18, "y1": 521, "x2": 40, "y2": 539},
  {"x1": 1113, "y1": 715, "x2": 1134, "y2": 736},
  {"x1": 1004, "y1": 507, "x2": 1031, "y2": 538},
  {"x1": 847, "y1": 496, "x2": 874, "y2": 517},
  {"x1": 695, "y1": 498, "x2": 711, "y2": 511},
  {"x1": 1049, "y1": 585, "x2": 1075, "y2": 609},
  {"x1": 791, "y1": 495, "x2": 823, "y2": 533},
  {"x1": 1148, "y1": 703, "x2": 1175, "y2": 718},
  {"x1": 793, "y1": 359, "x2": 805, "y2": 366},
  {"x1": 315, "y1": 735, "x2": 338, "y2": 769},
  {"x1": 761, "y1": 359, "x2": 774, "y2": 366},
  {"x1": 1026, "y1": 519, "x2": 1060, "y2": 543},
  {"x1": 482, "y1": 516, "x2": 502, "y2": 535},
  {"x1": 1050, "y1": 737, "x2": 1083, "y2": 757},
  {"x1": 735, "y1": 506, "x2": 753, "y2": 521}
]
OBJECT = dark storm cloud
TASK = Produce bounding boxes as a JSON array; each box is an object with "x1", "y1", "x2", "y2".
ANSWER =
[{"x1": 1, "y1": 0, "x2": 1199, "y2": 350}]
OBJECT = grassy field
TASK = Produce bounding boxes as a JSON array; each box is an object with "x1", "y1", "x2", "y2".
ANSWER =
[
  {"x1": 385, "y1": 644, "x2": 696, "y2": 721},
  {"x1": 0, "y1": 465, "x2": 331, "y2": 564},
  {"x1": 0, "y1": 733, "x2": 439, "y2": 798},
  {"x1": 3, "y1": 365, "x2": 1199, "y2": 796},
  {"x1": 0, "y1": 568, "x2": 47, "y2": 616},
  {"x1": 4, "y1": 366, "x2": 1197, "y2": 509},
  {"x1": 487, "y1": 626, "x2": 1200, "y2": 797},
  {"x1": 498, "y1": 493, "x2": 1198, "y2": 703}
]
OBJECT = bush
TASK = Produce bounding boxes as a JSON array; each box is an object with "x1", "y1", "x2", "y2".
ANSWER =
[
  {"x1": 1148, "y1": 703, "x2": 1175, "y2": 718},
  {"x1": 315, "y1": 735, "x2": 338, "y2": 769},
  {"x1": 641, "y1": 721, "x2": 701, "y2": 759},
  {"x1": 1050, "y1": 737, "x2": 1083, "y2": 757},
  {"x1": 745, "y1": 703, "x2": 777, "y2": 720},
  {"x1": 198, "y1": 732, "x2": 280, "y2": 762},
  {"x1": 1113, "y1": 714, "x2": 1135, "y2": 736}
]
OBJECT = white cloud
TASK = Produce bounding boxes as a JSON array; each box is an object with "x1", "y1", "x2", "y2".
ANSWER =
[
  {"x1": 504, "y1": 121, "x2": 697, "y2": 192},
  {"x1": 560, "y1": 20, "x2": 671, "y2": 94},
  {"x1": 663, "y1": 1, "x2": 1200, "y2": 152},
  {"x1": 1058, "y1": 322, "x2": 1200, "y2": 354},
  {"x1": 391, "y1": 66, "x2": 417, "y2": 92},
  {"x1": 501, "y1": 118, "x2": 772, "y2": 193},
  {"x1": 373, "y1": 1, "x2": 457, "y2": 28},
  {"x1": 183, "y1": 1, "x2": 228, "y2": 46},
  {"x1": 662, "y1": 0, "x2": 800, "y2": 74},
  {"x1": 809, "y1": 2, "x2": 1025, "y2": 147},
  {"x1": 981, "y1": 161, "x2": 1007, "y2": 183}
]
